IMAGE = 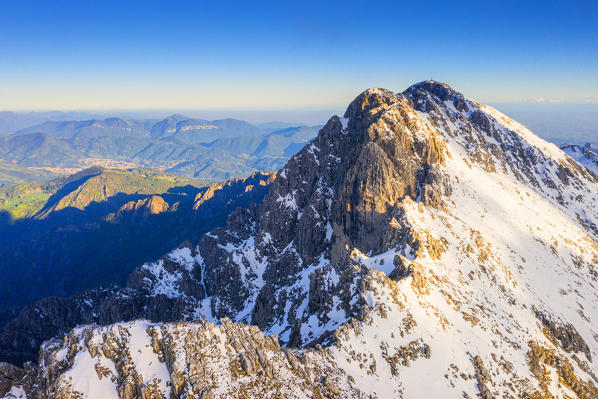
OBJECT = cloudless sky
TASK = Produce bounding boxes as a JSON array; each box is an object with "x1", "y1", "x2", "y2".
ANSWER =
[{"x1": 0, "y1": 0, "x2": 597, "y2": 110}]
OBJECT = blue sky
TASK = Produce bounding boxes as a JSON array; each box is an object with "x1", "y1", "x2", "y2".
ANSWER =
[{"x1": 0, "y1": 0, "x2": 597, "y2": 110}]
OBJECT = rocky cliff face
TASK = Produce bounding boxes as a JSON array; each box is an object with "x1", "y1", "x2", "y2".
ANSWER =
[
  {"x1": 130, "y1": 87, "x2": 454, "y2": 348},
  {"x1": 2, "y1": 81, "x2": 598, "y2": 398}
]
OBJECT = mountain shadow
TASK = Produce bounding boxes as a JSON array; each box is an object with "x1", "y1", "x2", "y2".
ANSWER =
[{"x1": 0, "y1": 168, "x2": 275, "y2": 332}]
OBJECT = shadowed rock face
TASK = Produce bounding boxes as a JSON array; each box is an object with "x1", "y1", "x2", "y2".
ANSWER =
[
  {"x1": 2, "y1": 82, "x2": 598, "y2": 398},
  {"x1": 0, "y1": 287, "x2": 197, "y2": 366},
  {"x1": 0, "y1": 172, "x2": 275, "y2": 366}
]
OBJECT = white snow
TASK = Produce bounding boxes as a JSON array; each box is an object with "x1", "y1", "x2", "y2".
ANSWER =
[
  {"x1": 168, "y1": 246, "x2": 196, "y2": 271},
  {"x1": 480, "y1": 103, "x2": 567, "y2": 162},
  {"x1": 141, "y1": 260, "x2": 184, "y2": 298},
  {"x1": 276, "y1": 191, "x2": 299, "y2": 211},
  {"x1": 339, "y1": 116, "x2": 349, "y2": 131},
  {"x1": 1, "y1": 387, "x2": 26, "y2": 399},
  {"x1": 53, "y1": 321, "x2": 173, "y2": 398},
  {"x1": 127, "y1": 321, "x2": 172, "y2": 396},
  {"x1": 325, "y1": 222, "x2": 333, "y2": 241},
  {"x1": 61, "y1": 337, "x2": 119, "y2": 398},
  {"x1": 327, "y1": 88, "x2": 598, "y2": 398}
]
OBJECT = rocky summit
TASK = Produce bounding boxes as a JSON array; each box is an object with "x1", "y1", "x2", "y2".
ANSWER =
[{"x1": 1, "y1": 81, "x2": 598, "y2": 398}]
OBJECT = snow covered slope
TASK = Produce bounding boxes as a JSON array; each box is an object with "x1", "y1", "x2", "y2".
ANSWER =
[
  {"x1": 2, "y1": 81, "x2": 598, "y2": 398},
  {"x1": 561, "y1": 143, "x2": 598, "y2": 175}
]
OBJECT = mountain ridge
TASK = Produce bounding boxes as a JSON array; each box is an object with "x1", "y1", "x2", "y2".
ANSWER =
[{"x1": 1, "y1": 81, "x2": 597, "y2": 398}]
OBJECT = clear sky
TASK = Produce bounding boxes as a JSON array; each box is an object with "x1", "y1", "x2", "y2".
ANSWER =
[{"x1": 0, "y1": 0, "x2": 597, "y2": 110}]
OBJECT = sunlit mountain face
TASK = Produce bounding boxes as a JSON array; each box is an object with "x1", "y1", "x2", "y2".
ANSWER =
[{"x1": 1, "y1": 82, "x2": 596, "y2": 398}]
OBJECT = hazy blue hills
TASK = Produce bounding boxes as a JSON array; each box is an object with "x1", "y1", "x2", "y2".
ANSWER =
[
  {"x1": 0, "y1": 111, "x2": 106, "y2": 134},
  {"x1": 15, "y1": 118, "x2": 153, "y2": 139},
  {"x1": 0, "y1": 114, "x2": 321, "y2": 182},
  {"x1": 256, "y1": 120, "x2": 302, "y2": 130},
  {"x1": 148, "y1": 116, "x2": 266, "y2": 142},
  {"x1": 203, "y1": 125, "x2": 318, "y2": 156},
  {"x1": 16, "y1": 115, "x2": 277, "y2": 142},
  {"x1": 0, "y1": 133, "x2": 82, "y2": 167}
]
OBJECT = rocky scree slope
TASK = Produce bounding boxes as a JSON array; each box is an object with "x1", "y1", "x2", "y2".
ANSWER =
[{"x1": 2, "y1": 81, "x2": 598, "y2": 398}]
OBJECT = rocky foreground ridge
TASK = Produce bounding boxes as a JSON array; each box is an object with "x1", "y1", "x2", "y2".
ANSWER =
[{"x1": 1, "y1": 81, "x2": 598, "y2": 398}]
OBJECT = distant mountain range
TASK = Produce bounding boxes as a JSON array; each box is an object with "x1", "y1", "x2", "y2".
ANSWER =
[
  {"x1": 0, "y1": 114, "x2": 320, "y2": 182},
  {"x1": 15, "y1": 117, "x2": 154, "y2": 139},
  {"x1": 0, "y1": 111, "x2": 105, "y2": 134},
  {"x1": 13, "y1": 115, "x2": 275, "y2": 142}
]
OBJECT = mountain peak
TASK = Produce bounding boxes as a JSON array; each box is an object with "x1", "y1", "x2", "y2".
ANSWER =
[
  {"x1": 165, "y1": 113, "x2": 189, "y2": 121},
  {"x1": 343, "y1": 87, "x2": 398, "y2": 126},
  {"x1": 3, "y1": 82, "x2": 598, "y2": 398},
  {"x1": 405, "y1": 79, "x2": 457, "y2": 98}
]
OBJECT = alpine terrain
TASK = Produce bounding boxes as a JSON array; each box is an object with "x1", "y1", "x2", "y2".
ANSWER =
[{"x1": 1, "y1": 81, "x2": 597, "y2": 398}]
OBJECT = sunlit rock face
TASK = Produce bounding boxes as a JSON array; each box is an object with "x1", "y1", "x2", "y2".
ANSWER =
[{"x1": 2, "y1": 81, "x2": 598, "y2": 398}]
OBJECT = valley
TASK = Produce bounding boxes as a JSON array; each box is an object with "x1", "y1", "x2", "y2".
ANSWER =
[{"x1": 0, "y1": 115, "x2": 320, "y2": 182}]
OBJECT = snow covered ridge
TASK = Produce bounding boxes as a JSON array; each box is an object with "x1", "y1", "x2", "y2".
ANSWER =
[
  {"x1": 3, "y1": 81, "x2": 598, "y2": 398},
  {"x1": 3, "y1": 319, "x2": 358, "y2": 398}
]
